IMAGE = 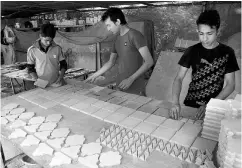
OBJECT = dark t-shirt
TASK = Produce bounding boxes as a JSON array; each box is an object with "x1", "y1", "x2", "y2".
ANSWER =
[
  {"x1": 111, "y1": 28, "x2": 147, "y2": 94},
  {"x1": 178, "y1": 42, "x2": 240, "y2": 108}
]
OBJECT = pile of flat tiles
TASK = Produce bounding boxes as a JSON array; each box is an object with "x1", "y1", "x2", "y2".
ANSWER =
[
  {"x1": 201, "y1": 99, "x2": 230, "y2": 141},
  {"x1": 217, "y1": 119, "x2": 241, "y2": 168}
]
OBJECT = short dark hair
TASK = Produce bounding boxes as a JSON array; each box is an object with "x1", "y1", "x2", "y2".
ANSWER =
[
  {"x1": 196, "y1": 10, "x2": 220, "y2": 30},
  {"x1": 40, "y1": 23, "x2": 56, "y2": 38},
  {"x1": 101, "y1": 8, "x2": 127, "y2": 25}
]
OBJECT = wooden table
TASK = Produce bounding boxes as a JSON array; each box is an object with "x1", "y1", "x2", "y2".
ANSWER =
[{"x1": 1, "y1": 88, "x2": 198, "y2": 168}]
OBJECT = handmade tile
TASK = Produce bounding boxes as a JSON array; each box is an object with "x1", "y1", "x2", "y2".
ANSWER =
[
  {"x1": 19, "y1": 112, "x2": 35, "y2": 120},
  {"x1": 179, "y1": 117, "x2": 189, "y2": 123},
  {"x1": 70, "y1": 102, "x2": 91, "y2": 111},
  {"x1": 191, "y1": 137, "x2": 217, "y2": 154},
  {"x1": 133, "y1": 122, "x2": 158, "y2": 135},
  {"x1": 108, "y1": 97, "x2": 127, "y2": 105},
  {"x1": 42, "y1": 92, "x2": 62, "y2": 100},
  {"x1": 33, "y1": 143, "x2": 54, "y2": 156},
  {"x1": 78, "y1": 154, "x2": 99, "y2": 168},
  {"x1": 102, "y1": 104, "x2": 122, "y2": 112},
  {"x1": 49, "y1": 152, "x2": 71, "y2": 167},
  {"x1": 98, "y1": 94, "x2": 115, "y2": 102},
  {"x1": 81, "y1": 142, "x2": 102, "y2": 156},
  {"x1": 89, "y1": 86, "x2": 105, "y2": 93},
  {"x1": 9, "y1": 128, "x2": 27, "y2": 139},
  {"x1": 10, "y1": 108, "x2": 26, "y2": 115},
  {"x1": 47, "y1": 137, "x2": 65, "y2": 149},
  {"x1": 158, "y1": 100, "x2": 173, "y2": 109},
  {"x1": 38, "y1": 122, "x2": 57, "y2": 131},
  {"x1": 10, "y1": 119, "x2": 26, "y2": 129},
  {"x1": 111, "y1": 91, "x2": 128, "y2": 97},
  {"x1": 52, "y1": 95, "x2": 71, "y2": 103},
  {"x1": 115, "y1": 107, "x2": 135, "y2": 116},
  {"x1": 6, "y1": 114, "x2": 20, "y2": 122},
  {"x1": 2, "y1": 103, "x2": 19, "y2": 110},
  {"x1": 82, "y1": 106, "x2": 101, "y2": 115},
  {"x1": 119, "y1": 117, "x2": 142, "y2": 129},
  {"x1": 129, "y1": 111, "x2": 151, "y2": 121},
  {"x1": 39, "y1": 101, "x2": 59, "y2": 109},
  {"x1": 179, "y1": 122, "x2": 202, "y2": 137},
  {"x1": 138, "y1": 104, "x2": 159, "y2": 114},
  {"x1": 82, "y1": 97, "x2": 99, "y2": 104},
  {"x1": 31, "y1": 97, "x2": 49, "y2": 105},
  {"x1": 153, "y1": 107, "x2": 170, "y2": 118},
  {"x1": 24, "y1": 124, "x2": 41, "y2": 133},
  {"x1": 61, "y1": 99, "x2": 80, "y2": 107},
  {"x1": 104, "y1": 113, "x2": 128, "y2": 124},
  {"x1": 161, "y1": 118, "x2": 184, "y2": 131},
  {"x1": 151, "y1": 126, "x2": 177, "y2": 141},
  {"x1": 1, "y1": 117, "x2": 8, "y2": 125},
  {"x1": 144, "y1": 115, "x2": 167, "y2": 126},
  {"x1": 64, "y1": 134, "x2": 85, "y2": 147},
  {"x1": 92, "y1": 101, "x2": 109, "y2": 108},
  {"x1": 70, "y1": 94, "x2": 89, "y2": 101},
  {"x1": 61, "y1": 145, "x2": 81, "y2": 159},
  {"x1": 122, "y1": 94, "x2": 140, "y2": 101},
  {"x1": 28, "y1": 116, "x2": 45, "y2": 125},
  {"x1": 51, "y1": 128, "x2": 70, "y2": 138},
  {"x1": 1, "y1": 109, "x2": 11, "y2": 117},
  {"x1": 96, "y1": 88, "x2": 116, "y2": 95},
  {"x1": 34, "y1": 131, "x2": 52, "y2": 141},
  {"x1": 170, "y1": 131, "x2": 197, "y2": 148},
  {"x1": 91, "y1": 109, "x2": 113, "y2": 120},
  {"x1": 133, "y1": 96, "x2": 152, "y2": 104},
  {"x1": 21, "y1": 135, "x2": 40, "y2": 147},
  {"x1": 45, "y1": 114, "x2": 62, "y2": 123},
  {"x1": 122, "y1": 101, "x2": 144, "y2": 110}
]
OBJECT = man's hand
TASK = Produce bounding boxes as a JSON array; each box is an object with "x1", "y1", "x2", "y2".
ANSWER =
[
  {"x1": 195, "y1": 105, "x2": 206, "y2": 120},
  {"x1": 169, "y1": 103, "x2": 181, "y2": 120},
  {"x1": 84, "y1": 73, "x2": 99, "y2": 83},
  {"x1": 118, "y1": 77, "x2": 135, "y2": 90}
]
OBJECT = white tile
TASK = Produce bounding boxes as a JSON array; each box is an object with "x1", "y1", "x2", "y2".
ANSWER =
[
  {"x1": 122, "y1": 94, "x2": 139, "y2": 101},
  {"x1": 144, "y1": 114, "x2": 167, "y2": 126},
  {"x1": 119, "y1": 117, "x2": 141, "y2": 129},
  {"x1": 132, "y1": 96, "x2": 152, "y2": 104},
  {"x1": 153, "y1": 108, "x2": 170, "y2": 118},
  {"x1": 129, "y1": 111, "x2": 151, "y2": 121},
  {"x1": 161, "y1": 119, "x2": 184, "y2": 131},
  {"x1": 191, "y1": 137, "x2": 217, "y2": 153},
  {"x1": 115, "y1": 107, "x2": 135, "y2": 116},
  {"x1": 133, "y1": 122, "x2": 158, "y2": 135},
  {"x1": 108, "y1": 97, "x2": 127, "y2": 105},
  {"x1": 138, "y1": 104, "x2": 159, "y2": 114},
  {"x1": 82, "y1": 97, "x2": 99, "y2": 104},
  {"x1": 151, "y1": 126, "x2": 177, "y2": 141},
  {"x1": 81, "y1": 106, "x2": 101, "y2": 115},
  {"x1": 102, "y1": 104, "x2": 122, "y2": 112},
  {"x1": 91, "y1": 109, "x2": 113, "y2": 120},
  {"x1": 170, "y1": 131, "x2": 197, "y2": 148},
  {"x1": 111, "y1": 91, "x2": 128, "y2": 97},
  {"x1": 61, "y1": 99, "x2": 80, "y2": 107},
  {"x1": 70, "y1": 102, "x2": 90, "y2": 111},
  {"x1": 92, "y1": 101, "x2": 110, "y2": 108},
  {"x1": 104, "y1": 113, "x2": 128, "y2": 124},
  {"x1": 122, "y1": 101, "x2": 144, "y2": 110},
  {"x1": 179, "y1": 122, "x2": 202, "y2": 137}
]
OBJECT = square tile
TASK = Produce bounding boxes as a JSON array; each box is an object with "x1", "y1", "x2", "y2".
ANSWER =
[
  {"x1": 82, "y1": 106, "x2": 101, "y2": 115},
  {"x1": 129, "y1": 111, "x2": 150, "y2": 121},
  {"x1": 75, "y1": 89, "x2": 91, "y2": 95},
  {"x1": 133, "y1": 122, "x2": 158, "y2": 135},
  {"x1": 170, "y1": 131, "x2": 197, "y2": 148},
  {"x1": 92, "y1": 101, "x2": 109, "y2": 108},
  {"x1": 102, "y1": 104, "x2": 122, "y2": 112},
  {"x1": 108, "y1": 97, "x2": 127, "y2": 105},
  {"x1": 70, "y1": 102, "x2": 91, "y2": 111},
  {"x1": 115, "y1": 107, "x2": 135, "y2": 116},
  {"x1": 179, "y1": 123, "x2": 202, "y2": 137},
  {"x1": 97, "y1": 94, "x2": 115, "y2": 102},
  {"x1": 82, "y1": 97, "x2": 99, "y2": 104},
  {"x1": 121, "y1": 101, "x2": 144, "y2": 110},
  {"x1": 138, "y1": 104, "x2": 159, "y2": 114},
  {"x1": 42, "y1": 92, "x2": 62, "y2": 100},
  {"x1": 147, "y1": 99, "x2": 163, "y2": 107},
  {"x1": 89, "y1": 86, "x2": 105, "y2": 93},
  {"x1": 96, "y1": 88, "x2": 116, "y2": 95},
  {"x1": 85, "y1": 92, "x2": 100, "y2": 99},
  {"x1": 61, "y1": 99, "x2": 80, "y2": 107},
  {"x1": 153, "y1": 108, "x2": 170, "y2": 118},
  {"x1": 132, "y1": 96, "x2": 152, "y2": 104},
  {"x1": 158, "y1": 101, "x2": 173, "y2": 109},
  {"x1": 144, "y1": 114, "x2": 167, "y2": 126},
  {"x1": 39, "y1": 101, "x2": 59, "y2": 109},
  {"x1": 161, "y1": 119, "x2": 184, "y2": 131},
  {"x1": 31, "y1": 97, "x2": 49, "y2": 105},
  {"x1": 52, "y1": 96, "x2": 70, "y2": 103},
  {"x1": 71, "y1": 95, "x2": 89, "y2": 101},
  {"x1": 122, "y1": 94, "x2": 139, "y2": 101},
  {"x1": 119, "y1": 117, "x2": 141, "y2": 129},
  {"x1": 151, "y1": 126, "x2": 177, "y2": 141},
  {"x1": 191, "y1": 137, "x2": 217, "y2": 153},
  {"x1": 111, "y1": 91, "x2": 128, "y2": 98},
  {"x1": 91, "y1": 109, "x2": 113, "y2": 120},
  {"x1": 104, "y1": 113, "x2": 128, "y2": 124}
]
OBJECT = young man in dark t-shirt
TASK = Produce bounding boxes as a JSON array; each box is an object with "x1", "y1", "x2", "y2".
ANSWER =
[
  {"x1": 170, "y1": 10, "x2": 240, "y2": 120},
  {"x1": 85, "y1": 8, "x2": 154, "y2": 95}
]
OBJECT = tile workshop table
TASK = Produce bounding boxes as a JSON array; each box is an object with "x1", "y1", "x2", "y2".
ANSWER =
[{"x1": 1, "y1": 82, "x2": 200, "y2": 168}]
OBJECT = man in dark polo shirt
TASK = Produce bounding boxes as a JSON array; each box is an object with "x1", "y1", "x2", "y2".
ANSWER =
[
  {"x1": 85, "y1": 8, "x2": 153, "y2": 95},
  {"x1": 170, "y1": 10, "x2": 240, "y2": 120}
]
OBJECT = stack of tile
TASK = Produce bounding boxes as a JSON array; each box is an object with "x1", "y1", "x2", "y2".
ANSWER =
[
  {"x1": 201, "y1": 98, "x2": 230, "y2": 141},
  {"x1": 226, "y1": 98, "x2": 241, "y2": 119},
  {"x1": 217, "y1": 119, "x2": 241, "y2": 168}
]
